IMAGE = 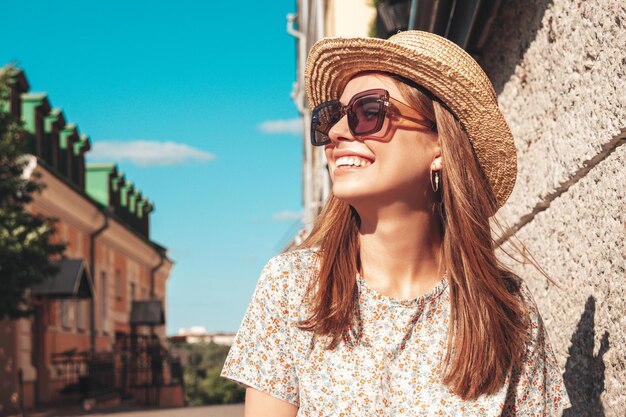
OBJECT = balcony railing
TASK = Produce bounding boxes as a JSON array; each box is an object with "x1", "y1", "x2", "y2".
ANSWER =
[{"x1": 50, "y1": 334, "x2": 182, "y2": 406}]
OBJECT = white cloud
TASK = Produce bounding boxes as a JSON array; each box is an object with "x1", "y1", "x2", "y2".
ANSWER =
[
  {"x1": 89, "y1": 140, "x2": 215, "y2": 166},
  {"x1": 272, "y1": 210, "x2": 303, "y2": 222},
  {"x1": 258, "y1": 118, "x2": 302, "y2": 135}
]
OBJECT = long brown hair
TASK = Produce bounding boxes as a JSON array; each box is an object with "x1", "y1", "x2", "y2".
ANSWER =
[{"x1": 298, "y1": 74, "x2": 529, "y2": 400}]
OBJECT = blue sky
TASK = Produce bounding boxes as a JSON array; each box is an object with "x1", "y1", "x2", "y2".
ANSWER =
[{"x1": 2, "y1": 1, "x2": 303, "y2": 334}]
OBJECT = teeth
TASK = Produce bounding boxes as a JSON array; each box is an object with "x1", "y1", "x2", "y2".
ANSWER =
[{"x1": 335, "y1": 156, "x2": 372, "y2": 168}]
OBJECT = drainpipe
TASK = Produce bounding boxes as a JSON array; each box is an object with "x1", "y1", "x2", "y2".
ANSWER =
[
  {"x1": 287, "y1": 12, "x2": 306, "y2": 116},
  {"x1": 409, "y1": 0, "x2": 419, "y2": 30},
  {"x1": 149, "y1": 250, "x2": 165, "y2": 337},
  {"x1": 89, "y1": 210, "x2": 109, "y2": 356},
  {"x1": 150, "y1": 250, "x2": 164, "y2": 298},
  {"x1": 287, "y1": 6, "x2": 313, "y2": 231},
  {"x1": 286, "y1": 12, "x2": 304, "y2": 40}
]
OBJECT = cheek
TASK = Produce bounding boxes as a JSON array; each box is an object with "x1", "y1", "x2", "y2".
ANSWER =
[
  {"x1": 324, "y1": 146, "x2": 335, "y2": 178},
  {"x1": 377, "y1": 142, "x2": 430, "y2": 181},
  {"x1": 324, "y1": 146, "x2": 334, "y2": 165}
]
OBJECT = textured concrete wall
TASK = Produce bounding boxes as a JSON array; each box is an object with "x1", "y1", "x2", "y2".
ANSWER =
[{"x1": 480, "y1": 1, "x2": 626, "y2": 416}]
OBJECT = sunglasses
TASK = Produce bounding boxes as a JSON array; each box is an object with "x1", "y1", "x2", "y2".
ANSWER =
[{"x1": 310, "y1": 88, "x2": 435, "y2": 146}]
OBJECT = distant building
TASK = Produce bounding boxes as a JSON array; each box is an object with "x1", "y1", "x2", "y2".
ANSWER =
[
  {"x1": 169, "y1": 327, "x2": 236, "y2": 346},
  {"x1": 0, "y1": 67, "x2": 184, "y2": 414}
]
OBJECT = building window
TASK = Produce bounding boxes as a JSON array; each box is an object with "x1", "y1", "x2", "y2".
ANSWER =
[
  {"x1": 76, "y1": 299, "x2": 85, "y2": 331},
  {"x1": 128, "y1": 282, "x2": 136, "y2": 312},
  {"x1": 115, "y1": 270, "x2": 123, "y2": 301},
  {"x1": 60, "y1": 300, "x2": 74, "y2": 330}
]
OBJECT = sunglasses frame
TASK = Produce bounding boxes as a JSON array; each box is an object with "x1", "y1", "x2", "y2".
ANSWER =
[{"x1": 310, "y1": 88, "x2": 435, "y2": 147}]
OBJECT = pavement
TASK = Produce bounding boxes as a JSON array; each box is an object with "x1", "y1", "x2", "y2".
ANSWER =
[
  {"x1": 86, "y1": 405, "x2": 244, "y2": 417},
  {"x1": 12, "y1": 404, "x2": 244, "y2": 417}
]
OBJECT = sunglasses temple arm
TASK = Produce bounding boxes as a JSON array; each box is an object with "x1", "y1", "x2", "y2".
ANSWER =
[{"x1": 394, "y1": 116, "x2": 436, "y2": 131}]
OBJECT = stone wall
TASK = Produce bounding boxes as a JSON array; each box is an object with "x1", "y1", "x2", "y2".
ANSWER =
[{"x1": 479, "y1": 1, "x2": 626, "y2": 416}]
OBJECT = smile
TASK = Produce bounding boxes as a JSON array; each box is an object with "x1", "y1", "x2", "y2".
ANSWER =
[{"x1": 335, "y1": 156, "x2": 373, "y2": 168}]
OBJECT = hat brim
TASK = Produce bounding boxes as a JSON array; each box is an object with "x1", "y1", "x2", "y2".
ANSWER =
[{"x1": 304, "y1": 32, "x2": 516, "y2": 209}]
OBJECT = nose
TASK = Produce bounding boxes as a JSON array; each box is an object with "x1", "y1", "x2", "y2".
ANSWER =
[{"x1": 327, "y1": 113, "x2": 355, "y2": 144}]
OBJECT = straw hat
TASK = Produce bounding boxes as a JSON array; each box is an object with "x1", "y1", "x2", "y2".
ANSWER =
[{"x1": 304, "y1": 30, "x2": 516, "y2": 209}]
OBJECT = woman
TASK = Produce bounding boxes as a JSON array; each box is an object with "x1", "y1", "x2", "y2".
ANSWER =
[{"x1": 222, "y1": 31, "x2": 570, "y2": 416}]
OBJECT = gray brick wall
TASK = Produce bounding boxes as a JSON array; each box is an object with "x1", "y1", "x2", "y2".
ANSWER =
[{"x1": 480, "y1": 1, "x2": 626, "y2": 415}]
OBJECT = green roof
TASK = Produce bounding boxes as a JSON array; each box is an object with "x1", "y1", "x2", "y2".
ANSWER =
[
  {"x1": 44, "y1": 108, "x2": 65, "y2": 132},
  {"x1": 85, "y1": 164, "x2": 117, "y2": 206},
  {"x1": 59, "y1": 123, "x2": 78, "y2": 149},
  {"x1": 73, "y1": 134, "x2": 91, "y2": 155},
  {"x1": 20, "y1": 93, "x2": 50, "y2": 134},
  {"x1": 120, "y1": 180, "x2": 134, "y2": 208},
  {"x1": 5, "y1": 66, "x2": 157, "y2": 242}
]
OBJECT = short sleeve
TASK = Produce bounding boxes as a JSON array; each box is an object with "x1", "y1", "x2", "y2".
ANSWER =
[
  {"x1": 502, "y1": 283, "x2": 571, "y2": 416},
  {"x1": 220, "y1": 255, "x2": 299, "y2": 406}
]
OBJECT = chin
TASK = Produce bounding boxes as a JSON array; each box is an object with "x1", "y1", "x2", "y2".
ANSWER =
[{"x1": 332, "y1": 183, "x2": 375, "y2": 203}]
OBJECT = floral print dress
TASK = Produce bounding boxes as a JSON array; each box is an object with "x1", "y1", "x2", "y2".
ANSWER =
[{"x1": 221, "y1": 249, "x2": 570, "y2": 416}]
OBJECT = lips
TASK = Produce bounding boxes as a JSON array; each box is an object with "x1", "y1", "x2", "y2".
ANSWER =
[{"x1": 333, "y1": 148, "x2": 374, "y2": 162}]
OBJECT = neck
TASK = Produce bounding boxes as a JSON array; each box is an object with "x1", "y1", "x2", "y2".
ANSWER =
[{"x1": 357, "y1": 202, "x2": 445, "y2": 300}]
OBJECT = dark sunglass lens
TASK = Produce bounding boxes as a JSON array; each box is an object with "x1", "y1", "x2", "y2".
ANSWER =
[
  {"x1": 312, "y1": 130, "x2": 330, "y2": 146},
  {"x1": 311, "y1": 101, "x2": 341, "y2": 146},
  {"x1": 351, "y1": 96, "x2": 384, "y2": 135}
]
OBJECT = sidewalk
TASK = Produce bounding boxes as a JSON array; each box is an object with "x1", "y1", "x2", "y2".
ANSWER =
[{"x1": 12, "y1": 404, "x2": 244, "y2": 417}]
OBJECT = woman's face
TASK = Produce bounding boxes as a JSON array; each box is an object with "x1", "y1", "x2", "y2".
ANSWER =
[{"x1": 324, "y1": 73, "x2": 440, "y2": 210}]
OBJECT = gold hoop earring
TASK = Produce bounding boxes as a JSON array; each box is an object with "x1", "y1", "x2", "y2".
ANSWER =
[{"x1": 430, "y1": 165, "x2": 440, "y2": 192}]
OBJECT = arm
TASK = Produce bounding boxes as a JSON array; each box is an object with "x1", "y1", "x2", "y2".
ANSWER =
[
  {"x1": 221, "y1": 254, "x2": 302, "y2": 410},
  {"x1": 245, "y1": 388, "x2": 298, "y2": 417}
]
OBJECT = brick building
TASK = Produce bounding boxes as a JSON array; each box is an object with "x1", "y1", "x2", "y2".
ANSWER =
[{"x1": 0, "y1": 68, "x2": 184, "y2": 415}]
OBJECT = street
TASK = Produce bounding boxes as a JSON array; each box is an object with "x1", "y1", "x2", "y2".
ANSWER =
[
  {"x1": 13, "y1": 404, "x2": 244, "y2": 417},
  {"x1": 85, "y1": 405, "x2": 244, "y2": 417}
]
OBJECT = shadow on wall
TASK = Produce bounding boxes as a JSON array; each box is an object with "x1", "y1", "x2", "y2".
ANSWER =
[
  {"x1": 563, "y1": 296, "x2": 609, "y2": 417},
  {"x1": 477, "y1": 0, "x2": 554, "y2": 94}
]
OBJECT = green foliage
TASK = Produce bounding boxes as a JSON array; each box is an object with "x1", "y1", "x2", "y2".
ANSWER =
[
  {"x1": 180, "y1": 342, "x2": 245, "y2": 405},
  {"x1": 368, "y1": 16, "x2": 379, "y2": 38},
  {"x1": 0, "y1": 67, "x2": 65, "y2": 319},
  {"x1": 368, "y1": 0, "x2": 382, "y2": 38}
]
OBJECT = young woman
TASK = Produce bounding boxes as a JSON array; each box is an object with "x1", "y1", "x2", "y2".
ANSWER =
[{"x1": 222, "y1": 31, "x2": 570, "y2": 417}]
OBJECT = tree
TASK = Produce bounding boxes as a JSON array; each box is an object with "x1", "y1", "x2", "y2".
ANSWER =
[
  {"x1": 0, "y1": 67, "x2": 65, "y2": 319},
  {"x1": 180, "y1": 342, "x2": 245, "y2": 405}
]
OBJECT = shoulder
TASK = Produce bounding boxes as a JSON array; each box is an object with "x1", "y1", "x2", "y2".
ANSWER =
[
  {"x1": 513, "y1": 277, "x2": 543, "y2": 330},
  {"x1": 256, "y1": 248, "x2": 320, "y2": 299},
  {"x1": 263, "y1": 248, "x2": 320, "y2": 276},
  {"x1": 508, "y1": 276, "x2": 560, "y2": 366},
  {"x1": 498, "y1": 271, "x2": 550, "y2": 351},
  {"x1": 501, "y1": 277, "x2": 571, "y2": 413}
]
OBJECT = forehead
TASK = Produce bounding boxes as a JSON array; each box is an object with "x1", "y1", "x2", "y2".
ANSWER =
[{"x1": 339, "y1": 73, "x2": 402, "y2": 104}]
